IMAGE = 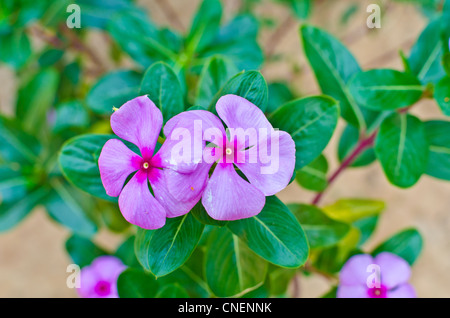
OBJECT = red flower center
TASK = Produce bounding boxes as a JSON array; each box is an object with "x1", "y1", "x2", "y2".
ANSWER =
[{"x1": 94, "y1": 280, "x2": 111, "y2": 297}]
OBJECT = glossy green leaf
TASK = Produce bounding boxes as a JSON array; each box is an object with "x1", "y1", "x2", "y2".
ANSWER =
[
  {"x1": 86, "y1": 70, "x2": 142, "y2": 114},
  {"x1": 295, "y1": 154, "x2": 328, "y2": 191},
  {"x1": 434, "y1": 76, "x2": 450, "y2": 116},
  {"x1": 140, "y1": 62, "x2": 184, "y2": 122},
  {"x1": 269, "y1": 96, "x2": 339, "y2": 169},
  {"x1": 267, "y1": 82, "x2": 294, "y2": 114},
  {"x1": 227, "y1": 196, "x2": 309, "y2": 268},
  {"x1": 348, "y1": 69, "x2": 424, "y2": 111},
  {"x1": 204, "y1": 227, "x2": 267, "y2": 297},
  {"x1": 209, "y1": 70, "x2": 268, "y2": 112},
  {"x1": 372, "y1": 228, "x2": 423, "y2": 265},
  {"x1": 268, "y1": 267, "x2": 296, "y2": 296},
  {"x1": 408, "y1": 18, "x2": 445, "y2": 84},
  {"x1": 0, "y1": 165, "x2": 32, "y2": 204},
  {"x1": 0, "y1": 30, "x2": 31, "y2": 69},
  {"x1": 117, "y1": 268, "x2": 158, "y2": 298},
  {"x1": 108, "y1": 10, "x2": 175, "y2": 68},
  {"x1": 135, "y1": 214, "x2": 204, "y2": 277},
  {"x1": 114, "y1": 235, "x2": 140, "y2": 267},
  {"x1": 338, "y1": 124, "x2": 376, "y2": 167},
  {"x1": 289, "y1": 203, "x2": 350, "y2": 248},
  {"x1": 16, "y1": 68, "x2": 59, "y2": 134},
  {"x1": 195, "y1": 56, "x2": 238, "y2": 108},
  {"x1": 59, "y1": 134, "x2": 117, "y2": 201},
  {"x1": 44, "y1": 180, "x2": 97, "y2": 237},
  {"x1": 0, "y1": 187, "x2": 47, "y2": 232},
  {"x1": 186, "y1": 0, "x2": 222, "y2": 53},
  {"x1": 65, "y1": 234, "x2": 108, "y2": 268},
  {"x1": 52, "y1": 100, "x2": 89, "y2": 134},
  {"x1": 353, "y1": 215, "x2": 379, "y2": 247},
  {"x1": 77, "y1": 0, "x2": 134, "y2": 29},
  {"x1": 156, "y1": 284, "x2": 189, "y2": 298},
  {"x1": 289, "y1": 0, "x2": 311, "y2": 19},
  {"x1": 200, "y1": 15, "x2": 263, "y2": 70},
  {"x1": 322, "y1": 199, "x2": 385, "y2": 223},
  {"x1": 300, "y1": 25, "x2": 368, "y2": 128},
  {"x1": 424, "y1": 120, "x2": 450, "y2": 180},
  {"x1": 0, "y1": 115, "x2": 41, "y2": 164},
  {"x1": 375, "y1": 113, "x2": 429, "y2": 188}
]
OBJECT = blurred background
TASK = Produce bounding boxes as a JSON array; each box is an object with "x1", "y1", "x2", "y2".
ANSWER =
[{"x1": 1, "y1": 0, "x2": 449, "y2": 297}]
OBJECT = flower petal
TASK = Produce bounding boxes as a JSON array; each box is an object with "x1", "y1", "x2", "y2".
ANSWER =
[
  {"x1": 118, "y1": 170, "x2": 166, "y2": 230},
  {"x1": 77, "y1": 265, "x2": 98, "y2": 298},
  {"x1": 216, "y1": 94, "x2": 273, "y2": 144},
  {"x1": 236, "y1": 130, "x2": 295, "y2": 196},
  {"x1": 156, "y1": 110, "x2": 226, "y2": 173},
  {"x1": 110, "y1": 95, "x2": 162, "y2": 158},
  {"x1": 337, "y1": 285, "x2": 370, "y2": 298},
  {"x1": 150, "y1": 168, "x2": 202, "y2": 218},
  {"x1": 98, "y1": 139, "x2": 142, "y2": 197},
  {"x1": 165, "y1": 162, "x2": 211, "y2": 202},
  {"x1": 202, "y1": 163, "x2": 265, "y2": 220},
  {"x1": 91, "y1": 256, "x2": 126, "y2": 282},
  {"x1": 374, "y1": 252, "x2": 411, "y2": 289},
  {"x1": 387, "y1": 283, "x2": 417, "y2": 298},
  {"x1": 339, "y1": 254, "x2": 375, "y2": 286}
]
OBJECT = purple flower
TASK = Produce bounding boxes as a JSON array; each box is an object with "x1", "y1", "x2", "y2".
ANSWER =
[
  {"x1": 337, "y1": 252, "x2": 417, "y2": 298},
  {"x1": 98, "y1": 96, "x2": 201, "y2": 230},
  {"x1": 77, "y1": 256, "x2": 126, "y2": 298},
  {"x1": 163, "y1": 94, "x2": 296, "y2": 221}
]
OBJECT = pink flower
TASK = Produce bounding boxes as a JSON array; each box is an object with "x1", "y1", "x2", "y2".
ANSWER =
[
  {"x1": 337, "y1": 252, "x2": 417, "y2": 298},
  {"x1": 98, "y1": 96, "x2": 201, "y2": 230},
  {"x1": 77, "y1": 256, "x2": 126, "y2": 298},
  {"x1": 164, "y1": 94, "x2": 296, "y2": 221}
]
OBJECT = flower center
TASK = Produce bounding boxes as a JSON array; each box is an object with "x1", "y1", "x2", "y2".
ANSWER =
[
  {"x1": 94, "y1": 280, "x2": 111, "y2": 297},
  {"x1": 367, "y1": 284, "x2": 387, "y2": 298},
  {"x1": 142, "y1": 162, "x2": 150, "y2": 169},
  {"x1": 225, "y1": 147, "x2": 233, "y2": 155}
]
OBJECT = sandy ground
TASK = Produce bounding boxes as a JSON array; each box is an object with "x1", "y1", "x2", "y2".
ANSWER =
[{"x1": 0, "y1": 0, "x2": 449, "y2": 297}]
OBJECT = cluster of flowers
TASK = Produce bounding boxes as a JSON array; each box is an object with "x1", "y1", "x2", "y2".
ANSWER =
[{"x1": 98, "y1": 94, "x2": 296, "y2": 229}]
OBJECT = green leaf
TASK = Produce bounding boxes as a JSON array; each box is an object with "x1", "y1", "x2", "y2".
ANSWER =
[
  {"x1": 195, "y1": 56, "x2": 238, "y2": 108},
  {"x1": 199, "y1": 15, "x2": 263, "y2": 70},
  {"x1": 0, "y1": 30, "x2": 31, "y2": 69},
  {"x1": 59, "y1": 134, "x2": 117, "y2": 201},
  {"x1": 0, "y1": 187, "x2": 47, "y2": 232},
  {"x1": 227, "y1": 196, "x2": 309, "y2": 268},
  {"x1": 209, "y1": 70, "x2": 268, "y2": 112},
  {"x1": 65, "y1": 234, "x2": 108, "y2": 268},
  {"x1": 300, "y1": 25, "x2": 367, "y2": 128},
  {"x1": 108, "y1": 10, "x2": 176, "y2": 68},
  {"x1": 289, "y1": 203, "x2": 350, "y2": 248},
  {"x1": 117, "y1": 268, "x2": 158, "y2": 298},
  {"x1": 135, "y1": 214, "x2": 204, "y2": 277},
  {"x1": 353, "y1": 215, "x2": 379, "y2": 247},
  {"x1": 204, "y1": 227, "x2": 268, "y2": 297},
  {"x1": 77, "y1": 0, "x2": 135, "y2": 29},
  {"x1": 0, "y1": 115, "x2": 41, "y2": 164},
  {"x1": 267, "y1": 82, "x2": 294, "y2": 114},
  {"x1": 348, "y1": 69, "x2": 424, "y2": 111},
  {"x1": 424, "y1": 120, "x2": 450, "y2": 180},
  {"x1": 0, "y1": 165, "x2": 32, "y2": 204},
  {"x1": 408, "y1": 18, "x2": 445, "y2": 84},
  {"x1": 268, "y1": 267, "x2": 296, "y2": 296},
  {"x1": 295, "y1": 154, "x2": 328, "y2": 191},
  {"x1": 191, "y1": 201, "x2": 227, "y2": 227},
  {"x1": 52, "y1": 100, "x2": 89, "y2": 134},
  {"x1": 322, "y1": 199, "x2": 385, "y2": 223},
  {"x1": 434, "y1": 76, "x2": 450, "y2": 116},
  {"x1": 140, "y1": 62, "x2": 184, "y2": 122},
  {"x1": 375, "y1": 113, "x2": 429, "y2": 188},
  {"x1": 269, "y1": 96, "x2": 339, "y2": 169},
  {"x1": 372, "y1": 228, "x2": 423, "y2": 265},
  {"x1": 86, "y1": 70, "x2": 142, "y2": 114},
  {"x1": 16, "y1": 68, "x2": 59, "y2": 134},
  {"x1": 289, "y1": 0, "x2": 311, "y2": 19},
  {"x1": 114, "y1": 236, "x2": 140, "y2": 267},
  {"x1": 186, "y1": 0, "x2": 222, "y2": 53},
  {"x1": 156, "y1": 284, "x2": 190, "y2": 298},
  {"x1": 338, "y1": 124, "x2": 376, "y2": 167},
  {"x1": 44, "y1": 180, "x2": 98, "y2": 237}
]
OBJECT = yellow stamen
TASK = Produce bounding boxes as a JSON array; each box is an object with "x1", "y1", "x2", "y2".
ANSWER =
[
  {"x1": 112, "y1": 106, "x2": 119, "y2": 112},
  {"x1": 143, "y1": 162, "x2": 149, "y2": 169},
  {"x1": 190, "y1": 187, "x2": 194, "y2": 191},
  {"x1": 225, "y1": 148, "x2": 232, "y2": 155}
]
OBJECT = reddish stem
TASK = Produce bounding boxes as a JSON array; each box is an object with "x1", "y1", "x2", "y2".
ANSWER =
[{"x1": 311, "y1": 130, "x2": 378, "y2": 206}]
